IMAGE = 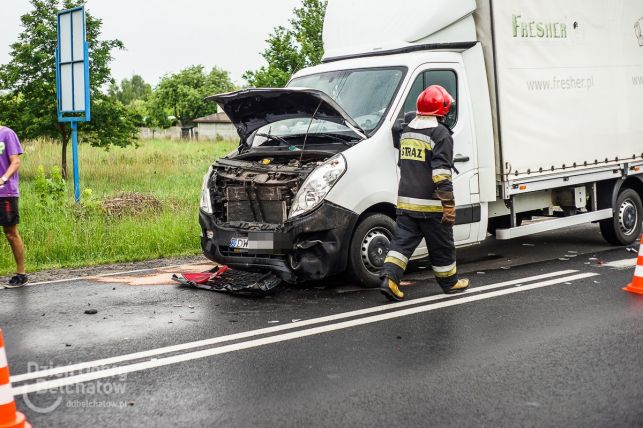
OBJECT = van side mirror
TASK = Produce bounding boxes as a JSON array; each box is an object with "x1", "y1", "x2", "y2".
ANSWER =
[
  {"x1": 392, "y1": 119, "x2": 405, "y2": 149},
  {"x1": 404, "y1": 111, "x2": 417, "y2": 124}
]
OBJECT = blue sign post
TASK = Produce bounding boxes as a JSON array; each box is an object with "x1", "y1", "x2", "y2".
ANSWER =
[{"x1": 56, "y1": 6, "x2": 90, "y2": 202}]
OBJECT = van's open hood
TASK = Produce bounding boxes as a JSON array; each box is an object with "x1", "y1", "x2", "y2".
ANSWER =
[{"x1": 205, "y1": 88, "x2": 366, "y2": 141}]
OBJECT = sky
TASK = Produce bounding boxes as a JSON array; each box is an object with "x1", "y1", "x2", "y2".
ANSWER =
[{"x1": 0, "y1": 0, "x2": 302, "y2": 87}]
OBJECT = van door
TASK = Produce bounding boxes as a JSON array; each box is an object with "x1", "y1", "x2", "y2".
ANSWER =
[{"x1": 394, "y1": 63, "x2": 480, "y2": 257}]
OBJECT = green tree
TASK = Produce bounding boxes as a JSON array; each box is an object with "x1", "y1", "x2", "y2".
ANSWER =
[
  {"x1": 243, "y1": 0, "x2": 327, "y2": 88},
  {"x1": 152, "y1": 65, "x2": 235, "y2": 127},
  {"x1": 107, "y1": 75, "x2": 154, "y2": 127},
  {"x1": 108, "y1": 74, "x2": 152, "y2": 105},
  {"x1": 0, "y1": 0, "x2": 137, "y2": 178}
]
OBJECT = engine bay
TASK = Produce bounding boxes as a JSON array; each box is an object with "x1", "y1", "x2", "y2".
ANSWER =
[{"x1": 208, "y1": 152, "x2": 333, "y2": 227}]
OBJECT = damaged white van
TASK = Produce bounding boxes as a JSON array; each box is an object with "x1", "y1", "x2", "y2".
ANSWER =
[{"x1": 199, "y1": 0, "x2": 643, "y2": 287}]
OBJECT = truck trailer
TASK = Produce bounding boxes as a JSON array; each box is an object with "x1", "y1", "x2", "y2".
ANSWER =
[{"x1": 199, "y1": 0, "x2": 643, "y2": 287}]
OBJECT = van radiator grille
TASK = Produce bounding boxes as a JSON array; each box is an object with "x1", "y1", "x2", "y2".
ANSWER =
[{"x1": 225, "y1": 186, "x2": 289, "y2": 224}]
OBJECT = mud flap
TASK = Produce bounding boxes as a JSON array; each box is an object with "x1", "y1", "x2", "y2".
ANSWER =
[{"x1": 172, "y1": 266, "x2": 282, "y2": 294}]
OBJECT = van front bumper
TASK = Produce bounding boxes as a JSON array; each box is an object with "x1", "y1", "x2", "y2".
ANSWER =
[{"x1": 199, "y1": 202, "x2": 359, "y2": 283}]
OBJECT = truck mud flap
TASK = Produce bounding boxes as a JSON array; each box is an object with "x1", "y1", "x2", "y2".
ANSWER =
[{"x1": 172, "y1": 266, "x2": 282, "y2": 294}]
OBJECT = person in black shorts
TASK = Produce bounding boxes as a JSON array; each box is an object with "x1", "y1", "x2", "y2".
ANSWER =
[{"x1": 0, "y1": 125, "x2": 27, "y2": 287}]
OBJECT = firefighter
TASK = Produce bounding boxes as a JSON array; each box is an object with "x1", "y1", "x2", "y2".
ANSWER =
[{"x1": 381, "y1": 85, "x2": 469, "y2": 301}]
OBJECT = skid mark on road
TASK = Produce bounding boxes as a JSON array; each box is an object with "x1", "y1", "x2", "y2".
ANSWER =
[{"x1": 12, "y1": 271, "x2": 598, "y2": 395}]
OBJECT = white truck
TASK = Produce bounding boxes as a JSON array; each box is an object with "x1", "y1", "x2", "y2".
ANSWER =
[{"x1": 199, "y1": 0, "x2": 643, "y2": 287}]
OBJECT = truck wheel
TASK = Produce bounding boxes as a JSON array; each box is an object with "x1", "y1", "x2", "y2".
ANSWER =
[
  {"x1": 347, "y1": 213, "x2": 396, "y2": 288},
  {"x1": 600, "y1": 188, "x2": 642, "y2": 245}
]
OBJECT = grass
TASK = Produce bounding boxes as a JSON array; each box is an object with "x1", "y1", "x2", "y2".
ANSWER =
[{"x1": 0, "y1": 138, "x2": 238, "y2": 275}]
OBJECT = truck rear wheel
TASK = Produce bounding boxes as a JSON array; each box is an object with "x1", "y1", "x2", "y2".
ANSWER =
[
  {"x1": 347, "y1": 214, "x2": 396, "y2": 288},
  {"x1": 600, "y1": 188, "x2": 642, "y2": 245}
]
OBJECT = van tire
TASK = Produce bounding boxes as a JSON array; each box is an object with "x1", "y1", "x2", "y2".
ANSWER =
[
  {"x1": 347, "y1": 214, "x2": 396, "y2": 288},
  {"x1": 600, "y1": 188, "x2": 642, "y2": 245}
]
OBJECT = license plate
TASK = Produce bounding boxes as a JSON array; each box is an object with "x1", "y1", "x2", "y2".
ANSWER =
[{"x1": 229, "y1": 237, "x2": 249, "y2": 250}]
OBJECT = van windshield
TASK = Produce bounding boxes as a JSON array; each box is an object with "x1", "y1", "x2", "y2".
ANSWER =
[{"x1": 287, "y1": 67, "x2": 405, "y2": 134}]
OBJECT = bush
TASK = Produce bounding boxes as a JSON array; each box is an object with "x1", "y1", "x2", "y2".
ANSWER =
[{"x1": 33, "y1": 165, "x2": 66, "y2": 208}]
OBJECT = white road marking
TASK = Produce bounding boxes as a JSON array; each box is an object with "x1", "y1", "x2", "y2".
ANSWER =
[
  {"x1": 11, "y1": 270, "x2": 578, "y2": 383},
  {"x1": 602, "y1": 258, "x2": 637, "y2": 269},
  {"x1": 25, "y1": 264, "x2": 191, "y2": 286},
  {"x1": 13, "y1": 272, "x2": 598, "y2": 395}
]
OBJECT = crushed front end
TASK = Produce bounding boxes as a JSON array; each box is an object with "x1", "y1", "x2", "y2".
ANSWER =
[
  {"x1": 198, "y1": 88, "x2": 366, "y2": 283},
  {"x1": 199, "y1": 153, "x2": 358, "y2": 283}
]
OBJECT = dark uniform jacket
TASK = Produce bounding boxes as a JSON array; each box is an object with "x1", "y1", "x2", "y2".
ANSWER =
[{"x1": 396, "y1": 122, "x2": 455, "y2": 217}]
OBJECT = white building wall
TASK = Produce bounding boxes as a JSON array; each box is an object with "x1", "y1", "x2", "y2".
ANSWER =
[{"x1": 195, "y1": 123, "x2": 238, "y2": 140}]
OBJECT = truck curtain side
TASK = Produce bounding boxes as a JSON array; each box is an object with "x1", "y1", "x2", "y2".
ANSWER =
[{"x1": 475, "y1": 0, "x2": 643, "y2": 183}]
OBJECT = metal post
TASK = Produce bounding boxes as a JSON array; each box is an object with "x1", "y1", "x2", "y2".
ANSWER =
[
  {"x1": 71, "y1": 121, "x2": 80, "y2": 203},
  {"x1": 509, "y1": 196, "x2": 517, "y2": 228}
]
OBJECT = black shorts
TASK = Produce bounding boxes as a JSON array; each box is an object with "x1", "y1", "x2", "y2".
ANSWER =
[{"x1": 0, "y1": 197, "x2": 19, "y2": 227}]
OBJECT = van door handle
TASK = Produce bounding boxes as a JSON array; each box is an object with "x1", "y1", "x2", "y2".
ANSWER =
[{"x1": 453, "y1": 154, "x2": 470, "y2": 163}]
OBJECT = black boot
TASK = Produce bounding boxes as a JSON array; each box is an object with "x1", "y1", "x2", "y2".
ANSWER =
[{"x1": 380, "y1": 277, "x2": 405, "y2": 302}]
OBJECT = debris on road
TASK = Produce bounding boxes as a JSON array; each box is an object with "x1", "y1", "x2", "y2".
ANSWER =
[
  {"x1": 84, "y1": 309, "x2": 98, "y2": 315},
  {"x1": 172, "y1": 265, "x2": 282, "y2": 294}
]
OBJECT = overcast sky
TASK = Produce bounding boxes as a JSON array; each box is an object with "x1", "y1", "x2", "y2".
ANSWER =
[{"x1": 0, "y1": 0, "x2": 302, "y2": 87}]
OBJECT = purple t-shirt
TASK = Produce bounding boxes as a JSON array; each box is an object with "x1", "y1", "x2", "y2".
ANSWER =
[{"x1": 0, "y1": 126, "x2": 23, "y2": 197}]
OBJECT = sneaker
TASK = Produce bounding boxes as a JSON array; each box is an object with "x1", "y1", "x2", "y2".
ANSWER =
[
  {"x1": 380, "y1": 278, "x2": 405, "y2": 302},
  {"x1": 441, "y1": 278, "x2": 470, "y2": 295},
  {"x1": 6, "y1": 274, "x2": 28, "y2": 288}
]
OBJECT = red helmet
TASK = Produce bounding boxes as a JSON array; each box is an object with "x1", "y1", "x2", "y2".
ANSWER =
[{"x1": 416, "y1": 85, "x2": 453, "y2": 117}]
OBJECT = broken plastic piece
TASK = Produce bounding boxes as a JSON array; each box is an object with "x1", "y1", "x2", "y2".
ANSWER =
[{"x1": 172, "y1": 265, "x2": 281, "y2": 294}]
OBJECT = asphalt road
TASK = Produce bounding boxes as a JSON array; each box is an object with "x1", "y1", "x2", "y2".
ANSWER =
[{"x1": 1, "y1": 224, "x2": 642, "y2": 427}]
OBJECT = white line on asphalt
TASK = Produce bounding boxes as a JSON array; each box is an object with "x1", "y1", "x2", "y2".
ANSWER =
[
  {"x1": 602, "y1": 258, "x2": 637, "y2": 269},
  {"x1": 25, "y1": 264, "x2": 191, "y2": 286},
  {"x1": 12, "y1": 272, "x2": 598, "y2": 395},
  {"x1": 11, "y1": 270, "x2": 578, "y2": 383}
]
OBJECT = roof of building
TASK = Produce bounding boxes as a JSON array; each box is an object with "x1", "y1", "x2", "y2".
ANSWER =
[{"x1": 193, "y1": 112, "x2": 232, "y2": 124}]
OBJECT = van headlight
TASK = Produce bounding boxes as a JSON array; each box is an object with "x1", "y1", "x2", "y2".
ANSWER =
[
  {"x1": 289, "y1": 154, "x2": 346, "y2": 219},
  {"x1": 200, "y1": 166, "x2": 214, "y2": 214}
]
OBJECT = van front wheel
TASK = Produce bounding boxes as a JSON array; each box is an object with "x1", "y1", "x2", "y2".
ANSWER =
[{"x1": 347, "y1": 214, "x2": 396, "y2": 288}]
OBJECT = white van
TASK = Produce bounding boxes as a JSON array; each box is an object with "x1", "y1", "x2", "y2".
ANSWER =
[{"x1": 199, "y1": 0, "x2": 643, "y2": 287}]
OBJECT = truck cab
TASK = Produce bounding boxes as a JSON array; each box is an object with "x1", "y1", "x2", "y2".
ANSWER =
[{"x1": 199, "y1": 50, "x2": 491, "y2": 287}]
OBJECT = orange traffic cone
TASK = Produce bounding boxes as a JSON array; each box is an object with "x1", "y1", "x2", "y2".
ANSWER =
[
  {"x1": 0, "y1": 329, "x2": 31, "y2": 428},
  {"x1": 624, "y1": 234, "x2": 643, "y2": 295}
]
